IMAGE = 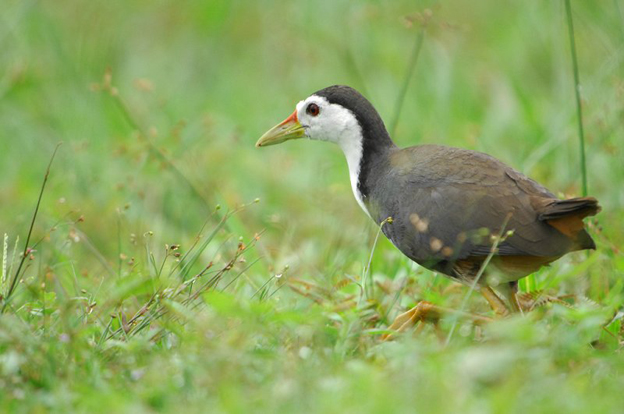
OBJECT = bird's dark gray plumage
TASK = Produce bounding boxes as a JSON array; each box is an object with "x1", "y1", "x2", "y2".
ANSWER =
[{"x1": 313, "y1": 85, "x2": 599, "y2": 286}]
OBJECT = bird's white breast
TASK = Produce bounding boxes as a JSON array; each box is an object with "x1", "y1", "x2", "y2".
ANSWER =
[{"x1": 336, "y1": 123, "x2": 370, "y2": 218}]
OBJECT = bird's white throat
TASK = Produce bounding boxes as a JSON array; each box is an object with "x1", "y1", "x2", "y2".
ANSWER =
[
  {"x1": 297, "y1": 95, "x2": 369, "y2": 216},
  {"x1": 337, "y1": 129, "x2": 369, "y2": 217}
]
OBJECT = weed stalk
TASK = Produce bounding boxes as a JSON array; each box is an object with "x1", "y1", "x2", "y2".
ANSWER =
[
  {"x1": 1, "y1": 143, "x2": 61, "y2": 313},
  {"x1": 390, "y1": 16, "x2": 428, "y2": 137},
  {"x1": 564, "y1": 0, "x2": 588, "y2": 196}
]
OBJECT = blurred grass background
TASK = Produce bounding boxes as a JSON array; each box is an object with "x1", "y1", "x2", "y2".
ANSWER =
[{"x1": 1, "y1": 0, "x2": 623, "y2": 413}]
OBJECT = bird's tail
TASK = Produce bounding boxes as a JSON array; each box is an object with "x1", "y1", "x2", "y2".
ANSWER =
[{"x1": 538, "y1": 197, "x2": 601, "y2": 250}]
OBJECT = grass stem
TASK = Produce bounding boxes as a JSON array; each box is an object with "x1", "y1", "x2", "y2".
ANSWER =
[
  {"x1": 390, "y1": 26, "x2": 425, "y2": 137},
  {"x1": 564, "y1": 0, "x2": 588, "y2": 196},
  {"x1": 360, "y1": 217, "x2": 392, "y2": 305},
  {"x1": 1, "y1": 143, "x2": 62, "y2": 313},
  {"x1": 444, "y1": 215, "x2": 512, "y2": 346}
]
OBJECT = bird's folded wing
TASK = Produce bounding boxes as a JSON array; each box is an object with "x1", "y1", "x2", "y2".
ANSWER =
[{"x1": 384, "y1": 145, "x2": 574, "y2": 262}]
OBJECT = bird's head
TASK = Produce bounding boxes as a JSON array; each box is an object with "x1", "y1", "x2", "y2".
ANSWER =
[{"x1": 256, "y1": 85, "x2": 388, "y2": 152}]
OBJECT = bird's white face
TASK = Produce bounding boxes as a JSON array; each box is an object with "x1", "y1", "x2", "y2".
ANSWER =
[
  {"x1": 256, "y1": 94, "x2": 368, "y2": 215},
  {"x1": 295, "y1": 95, "x2": 363, "y2": 149}
]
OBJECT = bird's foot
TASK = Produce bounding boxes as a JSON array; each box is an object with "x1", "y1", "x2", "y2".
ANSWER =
[
  {"x1": 515, "y1": 291, "x2": 596, "y2": 311},
  {"x1": 382, "y1": 301, "x2": 440, "y2": 341},
  {"x1": 481, "y1": 286, "x2": 512, "y2": 317},
  {"x1": 382, "y1": 301, "x2": 492, "y2": 341},
  {"x1": 483, "y1": 287, "x2": 593, "y2": 315}
]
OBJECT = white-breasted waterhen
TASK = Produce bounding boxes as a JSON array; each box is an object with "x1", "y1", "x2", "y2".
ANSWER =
[{"x1": 256, "y1": 85, "x2": 600, "y2": 322}]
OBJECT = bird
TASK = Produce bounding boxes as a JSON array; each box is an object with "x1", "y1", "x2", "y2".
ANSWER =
[{"x1": 256, "y1": 85, "x2": 600, "y2": 323}]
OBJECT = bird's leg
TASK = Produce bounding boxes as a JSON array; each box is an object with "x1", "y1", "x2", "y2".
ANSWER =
[
  {"x1": 491, "y1": 281, "x2": 522, "y2": 313},
  {"x1": 504, "y1": 282, "x2": 521, "y2": 313},
  {"x1": 480, "y1": 286, "x2": 510, "y2": 317},
  {"x1": 382, "y1": 301, "x2": 491, "y2": 341},
  {"x1": 508, "y1": 290, "x2": 521, "y2": 313}
]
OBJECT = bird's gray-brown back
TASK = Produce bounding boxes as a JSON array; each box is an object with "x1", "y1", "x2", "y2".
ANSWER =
[{"x1": 362, "y1": 144, "x2": 575, "y2": 268}]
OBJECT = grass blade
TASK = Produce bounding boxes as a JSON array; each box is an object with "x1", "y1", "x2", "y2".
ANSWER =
[
  {"x1": 360, "y1": 217, "x2": 393, "y2": 305},
  {"x1": 390, "y1": 24, "x2": 426, "y2": 137},
  {"x1": 444, "y1": 215, "x2": 512, "y2": 346},
  {"x1": 1, "y1": 233, "x2": 7, "y2": 296},
  {"x1": 564, "y1": 0, "x2": 589, "y2": 196},
  {"x1": 1, "y1": 143, "x2": 62, "y2": 313}
]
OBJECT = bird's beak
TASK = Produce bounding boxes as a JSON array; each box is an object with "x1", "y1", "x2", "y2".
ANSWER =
[{"x1": 255, "y1": 110, "x2": 305, "y2": 147}]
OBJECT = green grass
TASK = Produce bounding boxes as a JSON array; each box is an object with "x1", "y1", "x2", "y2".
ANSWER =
[{"x1": 1, "y1": 1, "x2": 624, "y2": 413}]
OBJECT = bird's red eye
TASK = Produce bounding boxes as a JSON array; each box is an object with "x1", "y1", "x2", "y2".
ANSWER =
[{"x1": 306, "y1": 103, "x2": 320, "y2": 117}]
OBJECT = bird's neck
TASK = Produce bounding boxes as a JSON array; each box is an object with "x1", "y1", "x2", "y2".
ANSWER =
[{"x1": 339, "y1": 122, "x2": 396, "y2": 217}]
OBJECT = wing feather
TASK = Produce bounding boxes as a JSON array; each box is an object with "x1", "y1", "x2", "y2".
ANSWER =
[{"x1": 373, "y1": 145, "x2": 575, "y2": 267}]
